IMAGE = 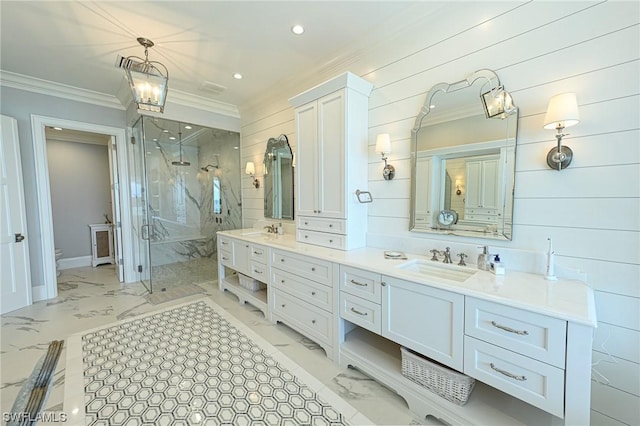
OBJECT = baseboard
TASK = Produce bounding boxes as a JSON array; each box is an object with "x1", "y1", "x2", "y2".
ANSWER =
[
  {"x1": 31, "y1": 285, "x2": 47, "y2": 302},
  {"x1": 58, "y1": 255, "x2": 92, "y2": 270}
]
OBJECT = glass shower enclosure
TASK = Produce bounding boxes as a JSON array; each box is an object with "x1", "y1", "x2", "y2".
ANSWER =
[{"x1": 130, "y1": 116, "x2": 241, "y2": 293}]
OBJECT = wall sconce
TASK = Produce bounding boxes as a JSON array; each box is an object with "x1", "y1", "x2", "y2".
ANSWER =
[
  {"x1": 245, "y1": 161, "x2": 260, "y2": 188},
  {"x1": 544, "y1": 93, "x2": 580, "y2": 171},
  {"x1": 455, "y1": 179, "x2": 463, "y2": 196},
  {"x1": 375, "y1": 134, "x2": 395, "y2": 180}
]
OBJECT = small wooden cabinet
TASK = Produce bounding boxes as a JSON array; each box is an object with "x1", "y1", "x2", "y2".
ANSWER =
[{"x1": 89, "y1": 224, "x2": 114, "y2": 267}]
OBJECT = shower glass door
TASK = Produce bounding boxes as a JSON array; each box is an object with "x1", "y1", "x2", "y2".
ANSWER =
[{"x1": 130, "y1": 117, "x2": 152, "y2": 292}]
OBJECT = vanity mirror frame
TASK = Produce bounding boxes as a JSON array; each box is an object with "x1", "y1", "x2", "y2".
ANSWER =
[
  {"x1": 410, "y1": 69, "x2": 518, "y2": 240},
  {"x1": 263, "y1": 134, "x2": 295, "y2": 220}
]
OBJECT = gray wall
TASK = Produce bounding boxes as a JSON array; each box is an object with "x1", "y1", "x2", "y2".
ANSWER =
[
  {"x1": 46, "y1": 139, "x2": 112, "y2": 258},
  {"x1": 0, "y1": 86, "x2": 126, "y2": 288}
]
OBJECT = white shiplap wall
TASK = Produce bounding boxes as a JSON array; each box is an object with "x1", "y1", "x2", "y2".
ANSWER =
[{"x1": 239, "y1": 2, "x2": 640, "y2": 424}]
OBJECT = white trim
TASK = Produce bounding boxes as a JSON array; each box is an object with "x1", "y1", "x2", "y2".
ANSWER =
[
  {"x1": 1, "y1": 70, "x2": 125, "y2": 110},
  {"x1": 31, "y1": 285, "x2": 47, "y2": 302},
  {"x1": 58, "y1": 256, "x2": 92, "y2": 270},
  {"x1": 1, "y1": 71, "x2": 241, "y2": 119},
  {"x1": 31, "y1": 115, "x2": 135, "y2": 301}
]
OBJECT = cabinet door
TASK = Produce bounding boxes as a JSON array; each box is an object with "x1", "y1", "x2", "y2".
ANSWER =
[
  {"x1": 231, "y1": 240, "x2": 250, "y2": 275},
  {"x1": 317, "y1": 91, "x2": 346, "y2": 219},
  {"x1": 480, "y1": 159, "x2": 499, "y2": 209},
  {"x1": 465, "y1": 160, "x2": 482, "y2": 209},
  {"x1": 295, "y1": 102, "x2": 319, "y2": 217},
  {"x1": 382, "y1": 276, "x2": 464, "y2": 370}
]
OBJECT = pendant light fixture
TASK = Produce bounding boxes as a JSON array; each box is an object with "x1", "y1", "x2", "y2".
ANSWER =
[
  {"x1": 172, "y1": 124, "x2": 190, "y2": 166},
  {"x1": 119, "y1": 37, "x2": 169, "y2": 113}
]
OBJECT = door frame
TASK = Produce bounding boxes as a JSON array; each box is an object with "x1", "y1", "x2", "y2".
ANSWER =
[{"x1": 30, "y1": 115, "x2": 134, "y2": 300}]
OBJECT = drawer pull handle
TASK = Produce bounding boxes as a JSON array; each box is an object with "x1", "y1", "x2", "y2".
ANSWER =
[
  {"x1": 221, "y1": 241, "x2": 228, "y2": 245},
  {"x1": 281, "y1": 280, "x2": 285, "y2": 283},
  {"x1": 490, "y1": 363, "x2": 527, "y2": 381},
  {"x1": 253, "y1": 251, "x2": 261, "y2": 255},
  {"x1": 350, "y1": 279, "x2": 368, "y2": 287},
  {"x1": 253, "y1": 270, "x2": 262, "y2": 275},
  {"x1": 491, "y1": 321, "x2": 529, "y2": 336},
  {"x1": 304, "y1": 222, "x2": 308, "y2": 225},
  {"x1": 350, "y1": 307, "x2": 368, "y2": 316},
  {"x1": 222, "y1": 256, "x2": 229, "y2": 261}
]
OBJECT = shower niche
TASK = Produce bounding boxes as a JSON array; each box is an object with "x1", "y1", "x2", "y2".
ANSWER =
[{"x1": 130, "y1": 116, "x2": 241, "y2": 293}]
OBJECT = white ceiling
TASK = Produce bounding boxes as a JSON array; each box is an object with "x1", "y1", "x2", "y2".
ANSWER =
[{"x1": 0, "y1": 1, "x2": 427, "y2": 110}]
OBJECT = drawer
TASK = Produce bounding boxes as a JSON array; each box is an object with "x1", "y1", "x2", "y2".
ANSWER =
[
  {"x1": 271, "y1": 250, "x2": 333, "y2": 286},
  {"x1": 218, "y1": 236, "x2": 232, "y2": 251},
  {"x1": 465, "y1": 298, "x2": 566, "y2": 368},
  {"x1": 297, "y1": 229, "x2": 346, "y2": 250},
  {"x1": 272, "y1": 269, "x2": 333, "y2": 313},
  {"x1": 297, "y1": 216, "x2": 346, "y2": 234},
  {"x1": 465, "y1": 208, "x2": 497, "y2": 216},
  {"x1": 248, "y1": 261, "x2": 267, "y2": 282},
  {"x1": 339, "y1": 265, "x2": 382, "y2": 303},
  {"x1": 218, "y1": 249, "x2": 232, "y2": 267},
  {"x1": 464, "y1": 336, "x2": 564, "y2": 418},
  {"x1": 250, "y1": 244, "x2": 267, "y2": 264},
  {"x1": 339, "y1": 292, "x2": 381, "y2": 334},
  {"x1": 272, "y1": 289, "x2": 332, "y2": 345}
]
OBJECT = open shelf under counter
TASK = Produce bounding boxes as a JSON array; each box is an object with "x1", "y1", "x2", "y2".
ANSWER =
[
  {"x1": 339, "y1": 326, "x2": 562, "y2": 426},
  {"x1": 219, "y1": 273, "x2": 268, "y2": 318}
]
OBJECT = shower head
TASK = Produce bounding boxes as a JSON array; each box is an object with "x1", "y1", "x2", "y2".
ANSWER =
[{"x1": 172, "y1": 160, "x2": 191, "y2": 166}]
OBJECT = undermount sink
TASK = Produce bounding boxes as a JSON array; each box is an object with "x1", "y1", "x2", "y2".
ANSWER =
[
  {"x1": 396, "y1": 259, "x2": 477, "y2": 282},
  {"x1": 239, "y1": 230, "x2": 266, "y2": 236}
]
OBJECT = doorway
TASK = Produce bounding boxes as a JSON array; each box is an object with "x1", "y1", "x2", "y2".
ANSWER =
[{"x1": 31, "y1": 115, "x2": 133, "y2": 300}]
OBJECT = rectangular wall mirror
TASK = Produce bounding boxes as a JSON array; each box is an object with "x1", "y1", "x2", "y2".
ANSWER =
[{"x1": 410, "y1": 69, "x2": 518, "y2": 240}]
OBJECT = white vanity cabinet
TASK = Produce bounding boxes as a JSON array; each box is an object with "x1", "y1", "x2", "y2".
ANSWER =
[
  {"x1": 382, "y1": 276, "x2": 465, "y2": 371},
  {"x1": 217, "y1": 235, "x2": 269, "y2": 317},
  {"x1": 270, "y1": 249, "x2": 338, "y2": 359},
  {"x1": 290, "y1": 72, "x2": 373, "y2": 250},
  {"x1": 463, "y1": 298, "x2": 567, "y2": 417}
]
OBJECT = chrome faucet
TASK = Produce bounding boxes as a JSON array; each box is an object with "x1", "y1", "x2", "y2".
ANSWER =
[
  {"x1": 264, "y1": 224, "x2": 277, "y2": 234},
  {"x1": 443, "y1": 247, "x2": 453, "y2": 264}
]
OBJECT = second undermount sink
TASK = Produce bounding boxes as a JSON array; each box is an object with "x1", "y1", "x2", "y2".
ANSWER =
[{"x1": 396, "y1": 259, "x2": 477, "y2": 282}]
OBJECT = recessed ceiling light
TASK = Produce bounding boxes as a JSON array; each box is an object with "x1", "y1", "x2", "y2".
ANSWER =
[
  {"x1": 233, "y1": 73, "x2": 243, "y2": 80},
  {"x1": 163, "y1": 129, "x2": 169, "y2": 133},
  {"x1": 169, "y1": 136, "x2": 176, "y2": 140},
  {"x1": 153, "y1": 138, "x2": 158, "y2": 142},
  {"x1": 291, "y1": 24, "x2": 304, "y2": 35},
  {"x1": 184, "y1": 125, "x2": 192, "y2": 129}
]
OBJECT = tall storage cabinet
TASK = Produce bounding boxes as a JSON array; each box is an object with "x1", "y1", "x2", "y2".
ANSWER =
[{"x1": 290, "y1": 72, "x2": 373, "y2": 250}]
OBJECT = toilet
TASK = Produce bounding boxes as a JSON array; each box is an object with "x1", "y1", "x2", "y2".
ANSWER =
[{"x1": 55, "y1": 248, "x2": 63, "y2": 277}]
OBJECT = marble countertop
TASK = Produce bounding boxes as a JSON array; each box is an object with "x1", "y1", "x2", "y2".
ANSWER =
[{"x1": 218, "y1": 229, "x2": 597, "y2": 327}]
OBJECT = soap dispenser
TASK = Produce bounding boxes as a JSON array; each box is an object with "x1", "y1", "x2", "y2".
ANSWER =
[{"x1": 477, "y1": 246, "x2": 490, "y2": 271}]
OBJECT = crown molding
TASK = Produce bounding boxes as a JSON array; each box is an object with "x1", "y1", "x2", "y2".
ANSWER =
[
  {"x1": 2, "y1": 70, "x2": 241, "y2": 119},
  {"x1": 167, "y1": 88, "x2": 240, "y2": 119},
  {"x1": 0, "y1": 70, "x2": 125, "y2": 110}
]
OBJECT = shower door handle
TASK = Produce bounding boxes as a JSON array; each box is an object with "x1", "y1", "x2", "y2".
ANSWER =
[{"x1": 141, "y1": 224, "x2": 151, "y2": 241}]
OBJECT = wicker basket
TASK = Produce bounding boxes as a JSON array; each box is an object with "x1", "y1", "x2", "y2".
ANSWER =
[
  {"x1": 237, "y1": 273, "x2": 266, "y2": 292},
  {"x1": 400, "y1": 346, "x2": 475, "y2": 405}
]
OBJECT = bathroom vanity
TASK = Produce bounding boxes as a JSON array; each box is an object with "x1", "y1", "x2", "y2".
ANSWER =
[{"x1": 217, "y1": 229, "x2": 596, "y2": 426}]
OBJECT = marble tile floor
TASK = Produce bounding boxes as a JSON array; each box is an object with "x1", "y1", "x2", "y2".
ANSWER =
[{"x1": 1, "y1": 265, "x2": 430, "y2": 425}]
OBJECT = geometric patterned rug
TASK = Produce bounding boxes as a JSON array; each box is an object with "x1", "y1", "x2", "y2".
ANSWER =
[{"x1": 66, "y1": 299, "x2": 369, "y2": 425}]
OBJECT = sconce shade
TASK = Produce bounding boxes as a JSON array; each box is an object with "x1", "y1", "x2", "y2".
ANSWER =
[
  {"x1": 121, "y1": 38, "x2": 168, "y2": 113},
  {"x1": 375, "y1": 133, "x2": 391, "y2": 154},
  {"x1": 544, "y1": 93, "x2": 580, "y2": 130},
  {"x1": 245, "y1": 161, "x2": 256, "y2": 175}
]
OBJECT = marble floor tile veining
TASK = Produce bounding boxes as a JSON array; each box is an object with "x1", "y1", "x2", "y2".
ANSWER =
[{"x1": 1, "y1": 265, "x2": 427, "y2": 425}]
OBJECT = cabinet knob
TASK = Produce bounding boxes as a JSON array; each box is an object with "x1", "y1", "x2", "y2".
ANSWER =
[
  {"x1": 304, "y1": 222, "x2": 308, "y2": 225},
  {"x1": 329, "y1": 239, "x2": 333, "y2": 243},
  {"x1": 381, "y1": 281, "x2": 387, "y2": 287},
  {"x1": 329, "y1": 224, "x2": 333, "y2": 228},
  {"x1": 311, "y1": 320, "x2": 316, "y2": 324},
  {"x1": 311, "y1": 267, "x2": 315, "y2": 271},
  {"x1": 311, "y1": 291, "x2": 316, "y2": 296},
  {"x1": 281, "y1": 279, "x2": 285, "y2": 283},
  {"x1": 281, "y1": 304, "x2": 286, "y2": 308},
  {"x1": 304, "y1": 235, "x2": 308, "y2": 239},
  {"x1": 280, "y1": 259, "x2": 284, "y2": 262}
]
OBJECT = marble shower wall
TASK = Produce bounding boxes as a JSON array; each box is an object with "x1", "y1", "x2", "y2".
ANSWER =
[{"x1": 141, "y1": 116, "x2": 241, "y2": 268}]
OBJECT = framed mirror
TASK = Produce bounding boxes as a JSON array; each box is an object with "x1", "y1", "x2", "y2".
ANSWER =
[
  {"x1": 264, "y1": 134, "x2": 294, "y2": 220},
  {"x1": 410, "y1": 69, "x2": 518, "y2": 240}
]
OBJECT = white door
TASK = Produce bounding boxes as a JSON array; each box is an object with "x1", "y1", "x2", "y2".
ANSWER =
[
  {"x1": 1, "y1": 115, "x2": 32, "y2": 314},
  {"x1": 107, "y1": 137, "x2": 124, "y2": 281}
]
